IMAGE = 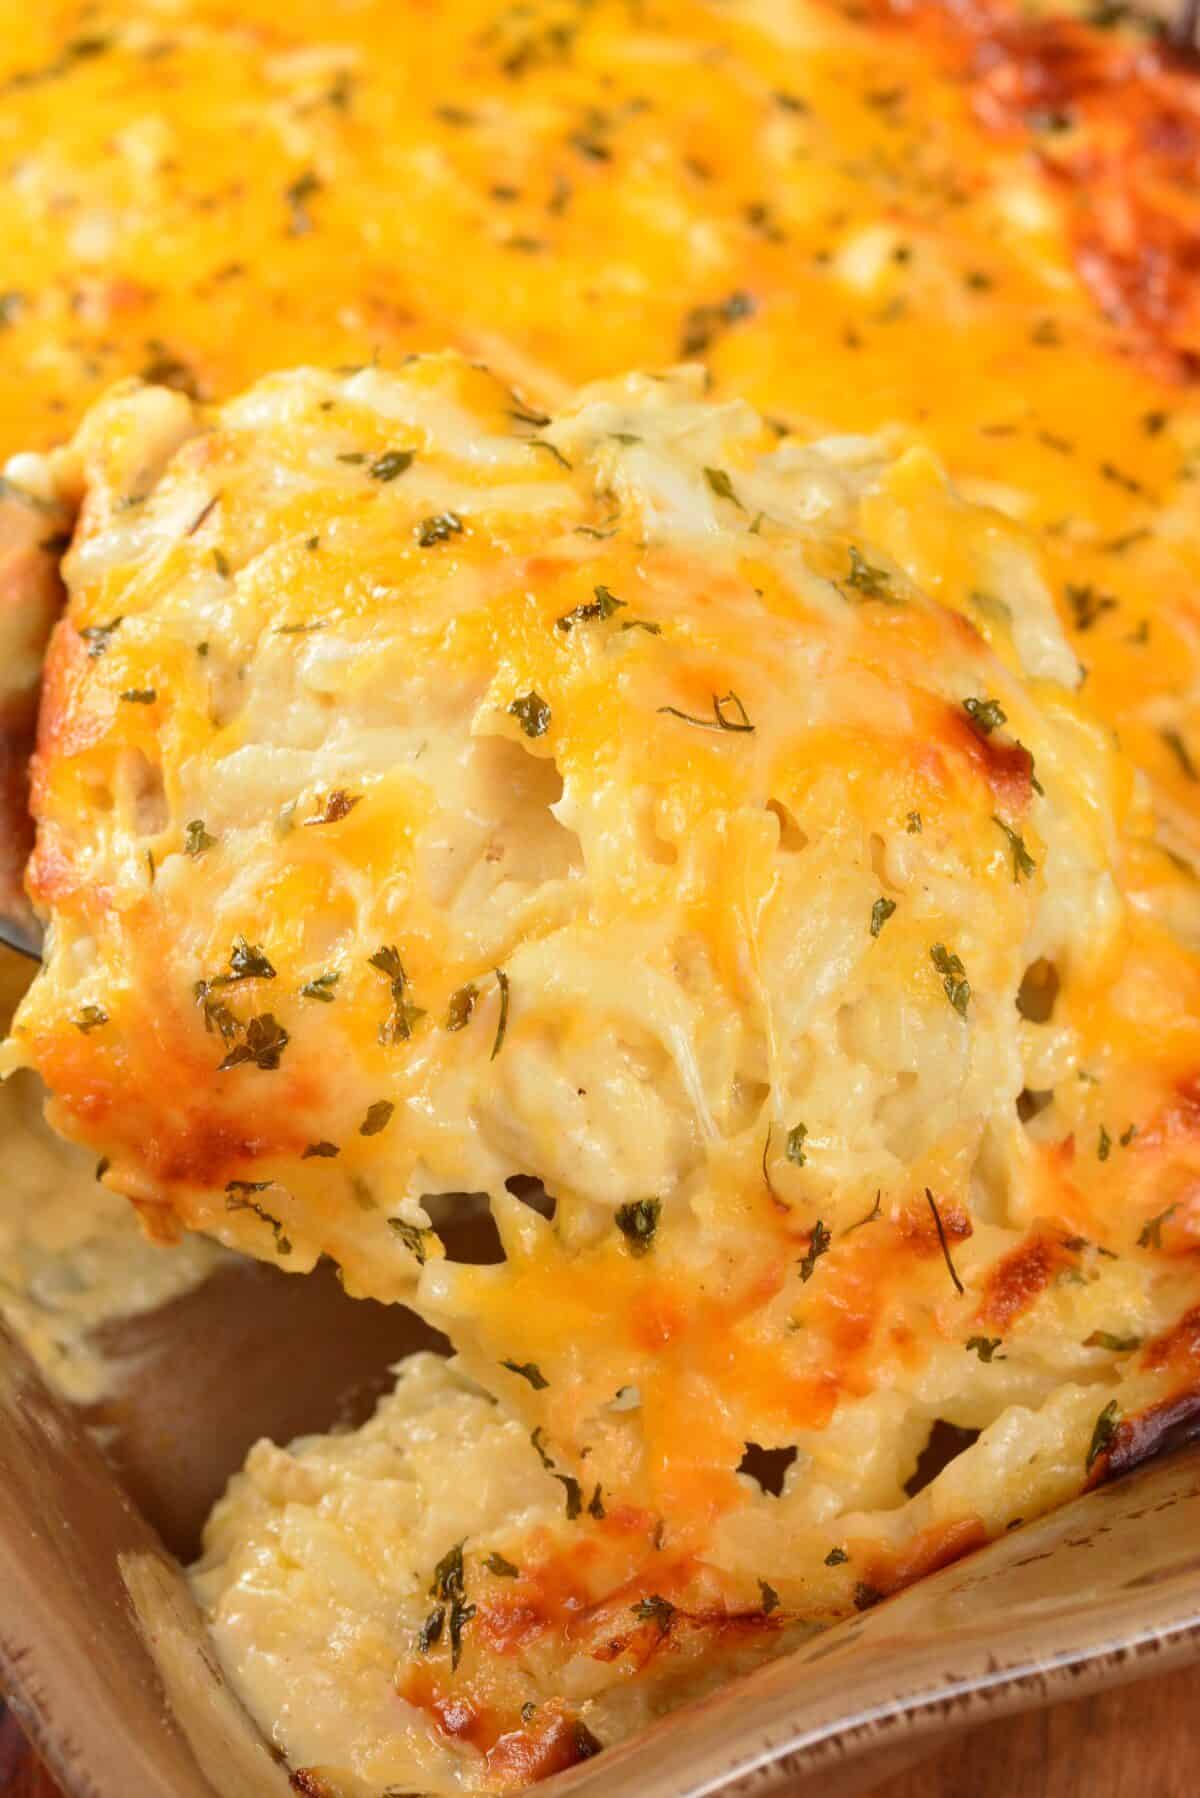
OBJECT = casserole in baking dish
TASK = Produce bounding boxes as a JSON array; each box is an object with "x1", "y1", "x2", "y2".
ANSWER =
[{"x1": 0, "y1": 0, "x2": 1197, "y2": 1790}]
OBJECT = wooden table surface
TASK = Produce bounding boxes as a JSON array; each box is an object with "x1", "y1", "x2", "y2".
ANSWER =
[{"x1": 4, "y1": 1657, "x2": 1200, "y2": 1796}]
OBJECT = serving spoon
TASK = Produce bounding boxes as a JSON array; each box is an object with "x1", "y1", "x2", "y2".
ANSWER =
[{"x1": 0, "y1": 899, "x2": 40, "y2": 961}]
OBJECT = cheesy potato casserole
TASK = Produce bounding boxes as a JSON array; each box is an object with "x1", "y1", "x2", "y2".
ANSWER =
[{"x1": 0, "y1": 0, "x2": 1198, "y2": 1791}]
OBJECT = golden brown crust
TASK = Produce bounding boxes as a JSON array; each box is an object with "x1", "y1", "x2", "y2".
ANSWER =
[
  {"x1": 0, "y1": 491, "x2": 68, "y2": 931},
  {"x1": 868, "y1": 0, "x2": 1200, "y2": 380},
  {"x1": 483, "y1": 1709, "x2": 602, "y2": 1791},
  {"x1": 1101, "y1": 1385, "x2": 1200, "y2": 1482},
  {"x1": 977, "y1": 1227, "x2": 1077, "y2": 1331},
  {"x1": 861, "y1": 1513, "x2": 991, "y2": 1599},
  {"x1": 289, "y1": 1773, "x2": 335, "y2": 1798}
]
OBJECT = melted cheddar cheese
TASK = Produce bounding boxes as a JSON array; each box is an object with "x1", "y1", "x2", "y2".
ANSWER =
[
  {"x1": 0, "y1": 0, "x2": 1197, "y2": 828},
  {"x1": 0, "y1": 1, "x2": 1194, "y2": 816}
]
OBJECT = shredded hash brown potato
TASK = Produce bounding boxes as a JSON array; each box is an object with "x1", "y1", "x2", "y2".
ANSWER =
[
  {"x1": 193, "y1": 1352, "x2": 810, "y2": 1796},
  {"x1": 5, "y1": 351, "x2": 1200, "y2": 1786},
  {"x1": 0, "y1": 1, "x2": 1198, "y2": 853}
]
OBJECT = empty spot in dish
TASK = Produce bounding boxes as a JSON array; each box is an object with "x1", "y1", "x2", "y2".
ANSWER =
[
  {"x1": 422, "y1": 1191, "x2": 506, "y2": 1265},
  {"x1": 1016, "y1": 958, "x2": 1059, "y2": 1024},
  {"x1": 738, "y1": 1441, "x2": 798, "y2": 1496},
  {"x1": 904, "y1": 1419, "x2": 980, "y2": 1498},
  {"x1": 505, "y1": 1173, "x2": 557, "y2": 1221}
]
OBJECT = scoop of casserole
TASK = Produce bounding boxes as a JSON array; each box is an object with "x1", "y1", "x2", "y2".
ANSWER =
[{"x1": 6, "y1": 356, "x2": 1200, "y2": 1680}]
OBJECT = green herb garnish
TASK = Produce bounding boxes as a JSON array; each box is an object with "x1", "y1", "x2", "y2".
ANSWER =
[
  {"x1": 226, "y1": 938, "x2": 276, "y2": 982},
  {"x1": 183, "y1": 819, "x2": 215, "y2": 857},
  {"x1": 509, "y1": 691, "x2": 551, "y2": 738},
  {"x1": 1086, "y1": 1399, "x2": 1120, "y2": 1471},
  {"x1": 632, "y1": 1594, "x2": 676, "y2": 1633},
  {"x1": 284, "y1": 169, "x2": 321, "y2": 235},
  {"x1": 993, "y1": 816, "x2": 1035, "y2": 882},
  {"x1": 218, "y1": 1014, "x2": 289, "y2": 1071},
  {"x1": 658, "y1": 689, "x2": 754, "y2": 733},
  {"x1": 417, "y1": 511, "x2": 463, "y2": 547},
  {"x1": 1065, "y1": 584, "x2": 1117, "y2": 632},
  {"x1": 491, "y1": 968, "x2": 510, "y2": 1059},
  {"x1": 679, "y1": 290, "x2": 754, "y2": 357},
  {"x1": 530, "y1": 1426, "x2": 553, "y2": 1469},
  {"x1": 369, "y1": 448, "x2": 415, "y2": 483},
  {"x1": 842, "y1": 545, "x2": 893, "y2": 600},
  {"x1": 449, "y1": 1597, "x2": 478, "y2": 1667},
  {"x1": 930, "y1": 943, "x2": 970, "y2": 1017},
  {"x1": 369, "y1": 944, "x2": 425, "y2": 1045},
  {"x1": 430, "y1": 1542, "x2": 465, "y2": 1601},
  {"x1": 501, "y1": 1359, "x2": 549, "y2": 1390},
  {"x1": 428, "y1": 1541, "x2": 475, "y2": 1671},
  {"x1": 703, "y1": 465, "x2": 742, "y2": 507},
  {"x1": 870, "y1": 896, "x2": 896, "y2": 936},
  {"x1": 299, "y1": 971, "x2": 339, "y2": 1002},
  {"x1": 556, "y1": 583, "x2": 625, "y2": 631},
  {"x1": 225, "y1": 1183, "x2": 291, "y2": 1254},
  {"x1": 446, "y1": 983, "x2": 478, "y2": 1031},
  {"x1": 360, "y1": 1100, "x2": 394, "y2": 1137},
  {"x1": 963, "y1": 696, "x2": 1007, "y2": 737},
  {"x1": 925, "y1": 1187, "x2": 965, "y2": 1295},
  {"x1": 388, "y1": 1218, "x2": 432, "y2": 1264},
  {"x1": 194, "y1": 985, "x2": 239, "y2": 1042},
  {"x1": 79, "y1": 617, "x2": 122, "y2": 657},
  {"x1": 556, "y1": 1475, "x2": 583, "y2": 1519},
  {"x1": 526, "y1": 437, "x2": 572, "y2": 470},
  {"x1": 615, "y1": 1198, "x2": 660, "y2": 1255},
  {"x1": 1137, "y1": 1204, "x2": 1178, "y2": 1250},
  {"x1": 798, "y1": 1219, "x2": 831, "y2": 1283}
]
